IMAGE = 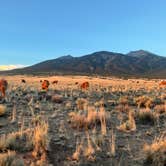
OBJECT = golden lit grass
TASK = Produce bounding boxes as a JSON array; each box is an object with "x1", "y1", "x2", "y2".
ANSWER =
[
  {"x1": 68, "y1": 105, "x2": 107, "y2": 136},
  {"x1": 86, "y1": 106, "x2": 99, "y2": 126},
  {"x1": 31, "y1": 115, "x2": 44, "y2": 126},
  {"x1": 117, "y1": 111, "x2": 136, "y2": 132},
  {"x1": 84, "y1": 132, "x2": 95, "y2": 161},
  {"x1": 11, "y1": 105, "x2": 16, "y2": 123},
  {"x1": 154, "y1": 104, "x2": 166, "y2": 114},
  {"x1": 135, "y1": 96, "x2": 154, "y2": 108},
  {"x1": 70, "y1": 103, "x2": 108, "y2": 161},
  {"x1": 0, "y1": 119, "x2": 48, "y2": 165},
  {"x1": 137, "y1": 108, "x2": 158, "y2": 124},
  {"x1": 0, "y1": 151, "x2": 24, "y2": 166},
  {"x1": 68, "y1": 112, "x2": 87, "y2": 129},
  {"x1": 71, "y1": 139, "x2": 83, "y2": 161},
  {"x1": 144, "y1": 134, "x2": 166, "y2": 165},
  {"x1": 98, "y1": 106, "x2": 107, "y2": 136},
  {"x1": 71, "y1": 132, "x2": 95, "y2": 161},
  {"x1": 91, "y1": 128, "x2": 101, "y2": 152},
  {"x1": 109, "y1": 130, "x2": 116, "y2": 157},
  {"x1": 2, "y1": 75, "x2": 159, "y2": 91},
  {"x1": 32, "y1": 121, "x2": 48, "y2": 162},
  {"x1": 0, "y1": 104, "x2": 6, "y2": 116},
  {"x1": 76, "y1": 98, "x2": 88, "y2": 110}
]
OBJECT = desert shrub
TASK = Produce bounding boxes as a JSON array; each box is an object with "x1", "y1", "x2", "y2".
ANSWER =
[
  {"x1": 144, "y1": 134, "x2": 166, "y2": 166},
  {"x1": 135, "y1": 96, "x2": 154, "y2": 108},
  {"x1": 137, "y1": 109, "x2": 158, "y2": 125},
  {"x1": 0, "y1": 129, "x2": 33, "y2": 152}
]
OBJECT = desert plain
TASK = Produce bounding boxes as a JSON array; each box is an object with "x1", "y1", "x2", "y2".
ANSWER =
[{"x1": 0, "y1": 75, "x2": 165, "y2": 166}]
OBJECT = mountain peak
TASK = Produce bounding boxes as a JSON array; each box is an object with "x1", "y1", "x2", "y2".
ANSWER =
[
  {"x1": 57, "y1": 55, "x2": 73, "y2": 60},
  {"x1": 127, "y1": 50, "x2": 156, "y2": 57}
]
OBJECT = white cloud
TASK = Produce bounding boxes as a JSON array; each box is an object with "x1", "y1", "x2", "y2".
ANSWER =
[{"x1": 0, "y1": 64, "x2": 26, "y2": 71}]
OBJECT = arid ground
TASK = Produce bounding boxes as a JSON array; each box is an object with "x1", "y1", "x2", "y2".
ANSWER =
[{"x1": 0, "y1": 75, "x2": 165, "y2": 166}]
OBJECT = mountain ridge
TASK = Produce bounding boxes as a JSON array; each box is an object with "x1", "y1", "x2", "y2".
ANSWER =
[{"x1": 0, "y1": 50, "x2": 166, "y2": 78}]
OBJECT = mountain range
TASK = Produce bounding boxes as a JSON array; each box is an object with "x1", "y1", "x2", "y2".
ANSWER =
[{"x1": 1, "y1": 50, "x2": 166, "y2": 78}]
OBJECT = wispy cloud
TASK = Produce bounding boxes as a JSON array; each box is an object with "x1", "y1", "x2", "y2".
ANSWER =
[{"x1": 0, "y1": 64, "x2": 26, "y2": 71}]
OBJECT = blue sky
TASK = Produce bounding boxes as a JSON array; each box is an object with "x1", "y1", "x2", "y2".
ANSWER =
[{"x1": 0, "y1": 0, "x2": 166, "y2": 67}]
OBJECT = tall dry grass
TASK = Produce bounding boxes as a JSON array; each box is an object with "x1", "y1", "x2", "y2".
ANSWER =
[{"x1": 144, "y1": 133, "x2": 166, "y2": 166}]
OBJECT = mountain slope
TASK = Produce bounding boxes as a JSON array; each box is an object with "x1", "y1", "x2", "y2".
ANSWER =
[{"x1": 1, "y1": 50, "x2": 166, "y2": 78}]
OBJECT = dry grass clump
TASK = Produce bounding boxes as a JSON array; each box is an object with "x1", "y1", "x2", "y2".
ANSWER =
[
  {"x1": 87, "y1": 106, "x2": 99, "y2": 125},
  {"x1": 68, "y1": 112, "x2": 87, "y2": 129},
  {"x1": 32, "y1": 121, "x2": 48, "y2": 162},
  {"x1": 144, "y1": 134, "x2": 166, "y2": 166},
  {"x1": 84, "y1": 132, "x2": 95, "y2": 161},
  {"x1": 0, "y1": 119, "x2": 48, "y2": 165},
  {"x1": 0, "y1": 104, "x2": 6, "y2": 116},
  {"x1": 71, "y1": 132, "x2": 95, "y2": 161},
  {"x1": 71, "y1": 139, "x2": 83, "y2": 161},
  {"x1": 98, "y1": 106, "x2": 107, "y2": 136},
  {"x1": 0, "y1": 151, "x2": 24, "y2": 166},
  {"x1": 68, "y1": 105, "x2": 107, "y2": 134},
  {"x1": 135, "y1": 96, "x2": 154, "y2": 108},
  {"x1": 76, "y1": 98, "x2": 88, "y2": 110},
  {"x1": 154, "y1": 104, "x2": 166, "y2": 114},
  {"x1": 137, "y1": 108, "x2": 158, "y2": 125},
  {"x1": 68, "y1": 105, "x2": 99, "y2": 130},
  {"x1": 69, "y1": 104, "x2": 108, "y2": 161},
  {"x1": 117, "y1": 111, "x2": 136, "y2": 132}
]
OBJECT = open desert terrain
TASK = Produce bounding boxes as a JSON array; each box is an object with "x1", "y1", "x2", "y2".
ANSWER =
[{"x1": 0, "y1": 75, "x2": 165, "y2": 166}]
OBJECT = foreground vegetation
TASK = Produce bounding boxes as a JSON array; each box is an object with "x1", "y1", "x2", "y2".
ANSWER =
[{"x1": 0, "y1": 75, "x2": 165, "y2": 166}]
